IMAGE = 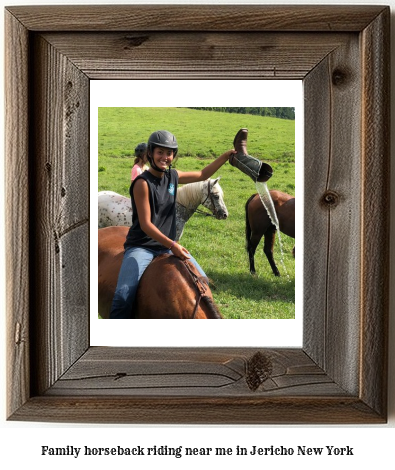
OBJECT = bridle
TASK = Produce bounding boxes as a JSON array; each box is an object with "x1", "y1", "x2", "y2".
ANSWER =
[{"x1": 178, "y1": 180, "x2": 217, "y2": 218}]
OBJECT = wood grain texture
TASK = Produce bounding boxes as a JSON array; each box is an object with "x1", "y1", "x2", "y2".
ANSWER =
[
  {"x1": 360, "y1": 9, "x2": 390, "y2": 418},
  {"x1": 304, "y1": 35, "x2": 362, "y2": 395},
  {"x1": 4, "y1": 9, "x2": 31, "y2": 421},
  {"x1": 10, "y1": 395, "x2": 385, "y2": 425},
  {"x1": 5, "y1": 5, "x2": 386, "y2": 32},
  {"x1": 4, "y1": 5, "x2": 390, "y2": 424},
  {"x1": 11, "y1": 348, "x2": 385, "y2": 424},
  {"x1": 41, "y1": 32, "x2": 351, "y2": 80},
  {"x1": 29, "y1": 34, "x2": 90, "y2": 395},
  {"x1": 46, "y1": 348, "x2": 343, "y2": 397}
]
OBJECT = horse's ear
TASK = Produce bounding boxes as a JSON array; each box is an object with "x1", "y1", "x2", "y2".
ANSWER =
[{"x1": 213, "y1": 176, "x2": 221, "y2": 185}]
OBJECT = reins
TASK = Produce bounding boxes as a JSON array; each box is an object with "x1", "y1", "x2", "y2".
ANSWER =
[
  {"x1": 193, "y1": 208, "x2": 215, "y2": 217},
  {"x1": 181, "y1": 259, "x2": 209, "y2": 318}
]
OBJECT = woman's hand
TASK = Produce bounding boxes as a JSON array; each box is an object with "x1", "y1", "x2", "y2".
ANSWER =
[
  {"x1": 221, "y1": 149, "x2": 237, "y2": 160},
  {"x1": 170, "y1": 242, "x2": 191, "y2": 260}
]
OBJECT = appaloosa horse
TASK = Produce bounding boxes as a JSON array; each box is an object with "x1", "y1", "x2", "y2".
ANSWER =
[
  {"x1": 98, "y1": 178, "x2": 227, "y2": 240},
  {"x1": 245, "y1": 190, "x2": 295, "y2": 276},
  {"x1": 98, "y1": 226, "x2": 222, "y2": 319}
]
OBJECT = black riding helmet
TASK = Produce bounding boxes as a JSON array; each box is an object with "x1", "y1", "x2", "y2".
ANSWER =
[
  {"x1": 134, "y1": 142, "x2": 147, "y2": 157},
  {"x1": 147, "y1": 130, "x2": 178, "y2": 173}
]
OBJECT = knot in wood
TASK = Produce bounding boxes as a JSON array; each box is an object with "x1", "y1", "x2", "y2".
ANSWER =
[
  {"x1": 332, "y1": 68, "x2": 349, "y2": 87},
  {"x1": 123, "y1": 35, "x2": 149, "y2": 49},
  {"x1": 321, "y1": 190, "x2": 340, "y2": 208},
  {"x1": 114, "y1": 372, "x2": 127, "y2": 381},
  {"x1": 246, "y1": 351, "x2": 273, "y2": 391}
]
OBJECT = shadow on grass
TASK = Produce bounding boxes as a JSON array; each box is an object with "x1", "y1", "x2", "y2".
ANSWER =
[{"x1": 206, "y1": 270, "x2": 295, "y2": 304}]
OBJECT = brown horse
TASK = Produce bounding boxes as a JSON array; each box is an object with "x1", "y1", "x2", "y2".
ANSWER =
[
  {"x1": 245, "y1": 190, "x2": 295, "y2": 276},
  {"x1": 98, "y1": 226, "x2": 222, "y2": 319}
]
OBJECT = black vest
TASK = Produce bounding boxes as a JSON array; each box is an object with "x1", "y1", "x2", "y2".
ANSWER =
[{"x1": 124, "y1": 169, "x2": 178, "y2": 250}]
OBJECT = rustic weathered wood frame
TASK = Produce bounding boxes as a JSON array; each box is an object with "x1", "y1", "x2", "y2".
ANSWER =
[{"x1": 5, "y1": 5, "x2": 390, "y2": 424}]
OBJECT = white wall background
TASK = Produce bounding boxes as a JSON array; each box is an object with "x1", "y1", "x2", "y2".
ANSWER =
[{"x1": 1, "y1": 0, "x2": 394, "y2": 469}]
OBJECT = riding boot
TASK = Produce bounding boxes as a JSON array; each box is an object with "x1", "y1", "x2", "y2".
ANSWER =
[{"x1": 229, "y1": 128, "x2": 273, "y2": 183}]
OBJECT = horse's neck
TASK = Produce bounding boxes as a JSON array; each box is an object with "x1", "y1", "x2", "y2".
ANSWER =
[
  {"x1": 175, "y1": 203, "x2": 193, "y2": 236},
  {"x1": 177, "y1": 181, "x2": 206, "y2": 210}
]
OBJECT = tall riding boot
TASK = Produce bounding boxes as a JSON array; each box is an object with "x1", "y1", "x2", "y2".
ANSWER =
[{"x1": 229, "y1": 128, "x2": 273, "y2": 183}]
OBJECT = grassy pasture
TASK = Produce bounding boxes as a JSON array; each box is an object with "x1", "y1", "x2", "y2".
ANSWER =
[{"x1": 98, "y1": 107, "x2": 295, "y2": 319}]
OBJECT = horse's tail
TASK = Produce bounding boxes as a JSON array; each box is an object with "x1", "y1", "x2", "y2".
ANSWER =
[{"x1": 245, "y1": 194, "x2": 256, "y2": 250}]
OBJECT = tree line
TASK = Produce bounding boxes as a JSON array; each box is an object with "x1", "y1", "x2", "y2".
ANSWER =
[{"x1": 186, "y1": 107, "x2": 295, "y2": 120}]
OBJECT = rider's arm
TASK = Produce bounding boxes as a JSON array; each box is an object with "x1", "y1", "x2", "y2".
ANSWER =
[{"x1": 177, "y1": 149, "x2": 235, "y2": 184}]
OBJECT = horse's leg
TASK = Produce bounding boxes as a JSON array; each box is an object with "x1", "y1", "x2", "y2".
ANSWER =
[
  {"x1": 263, "y1": 225, "x2": 280, "y2": 276},
  {"x1": 247, "y1": 231, "x2": 262, "y2": 275},
  {"x1": 245, "y1": 195, "x2": 259, "y2": 275}
]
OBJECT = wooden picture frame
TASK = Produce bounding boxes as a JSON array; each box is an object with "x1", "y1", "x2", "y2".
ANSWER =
[{"x1": 5, "y1": 5, "x2": 390, "y2": 424}]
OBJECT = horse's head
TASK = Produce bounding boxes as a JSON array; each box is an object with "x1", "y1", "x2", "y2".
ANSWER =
[{"x1": 202, "y1": 178, "x2": 228, "y2": 220}]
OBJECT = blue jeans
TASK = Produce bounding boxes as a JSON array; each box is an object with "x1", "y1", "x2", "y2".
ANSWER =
[{"x1": 110, "y1": 246, "x2": 206, "y2": 319}]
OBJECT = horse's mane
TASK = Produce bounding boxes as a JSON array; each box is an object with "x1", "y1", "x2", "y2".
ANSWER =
[
  {"x1": 177, "y1": 256, "x2": 223, "y2": 319},
  {"x1": 176, "y1": 180, "x2": 205, "y2": 209},
  {"x1": 200, "y1": 290, "x2": 223, "y2": 319}
]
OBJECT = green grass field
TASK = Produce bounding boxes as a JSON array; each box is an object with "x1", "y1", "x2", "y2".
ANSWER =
[{"x1": 98, "y1": 107, "x2": 295, "y2": 319}]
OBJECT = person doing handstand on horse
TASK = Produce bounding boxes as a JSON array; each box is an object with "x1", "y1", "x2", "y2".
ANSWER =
[{"x1": 110, "y1": 130, "x2": 235, "y2": 319}]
